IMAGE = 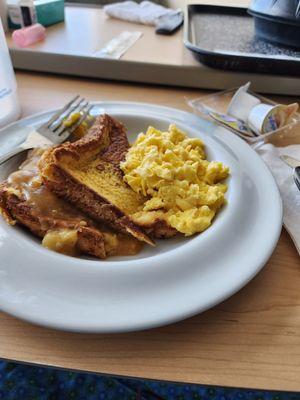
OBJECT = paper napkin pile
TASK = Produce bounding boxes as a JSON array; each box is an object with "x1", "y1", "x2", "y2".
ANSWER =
[{"x1": 257, "y1": 143, "x2": 300, "y2": 255}]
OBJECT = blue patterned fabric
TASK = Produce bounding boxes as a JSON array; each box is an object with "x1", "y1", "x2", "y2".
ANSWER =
[{"x1": 0, "y1": 360, "x2": 299, "y2": 400}]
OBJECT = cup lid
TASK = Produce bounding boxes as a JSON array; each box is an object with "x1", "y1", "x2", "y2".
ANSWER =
[{"x1": 248, "y1": 0, "x2": 300, "y2": 24}]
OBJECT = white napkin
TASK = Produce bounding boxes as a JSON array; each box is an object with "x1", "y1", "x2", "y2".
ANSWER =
[
  {"x1": 257, "y1": 143, "x2": 300, "y2": 255},
  {"x1": 103, "y1": 1, "x2": 175, "y2": 26}
]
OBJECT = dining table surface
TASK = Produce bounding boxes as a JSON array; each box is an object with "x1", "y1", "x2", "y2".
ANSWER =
[{"x1": 0, "y1": 70, "x2": 299, "y2": 392}]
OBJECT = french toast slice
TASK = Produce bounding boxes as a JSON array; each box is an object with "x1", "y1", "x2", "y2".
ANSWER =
[
  {"x1": 0, "y1": 184, "x2": 142, "y2": 258},
  {"x1": 39, "y1": 114, "x2": 175, "y2": 244},
  {"x1": 0, "y1": 149, "x2": 142, "y2": 259}
]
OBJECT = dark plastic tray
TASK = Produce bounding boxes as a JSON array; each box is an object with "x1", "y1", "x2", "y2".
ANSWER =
[{"x1": 184, "y1": 4, "x2": 300, "y2": 76}]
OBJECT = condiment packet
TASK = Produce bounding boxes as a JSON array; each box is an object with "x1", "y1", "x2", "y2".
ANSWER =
[{"x1": 205, "y1": 110, "x2": 254, "y2": 138}]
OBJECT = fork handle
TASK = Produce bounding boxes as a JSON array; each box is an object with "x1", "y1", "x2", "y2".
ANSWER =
[{"x1": 0, "y1": 145, "x2": 33, "y2": 166}]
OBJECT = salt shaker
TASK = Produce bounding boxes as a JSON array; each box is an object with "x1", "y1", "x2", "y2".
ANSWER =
[{"x1": 0, "y1": 19, "x2": 21, "y2": 128}]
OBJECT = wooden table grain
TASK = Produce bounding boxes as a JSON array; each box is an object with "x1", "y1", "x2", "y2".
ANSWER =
[{"x1": 0, "y1": 72, "x2": 299, "y2": 392}]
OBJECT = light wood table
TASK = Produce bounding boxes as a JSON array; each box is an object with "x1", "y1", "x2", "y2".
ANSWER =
[{"x1": 0, "y1": 71, "x2": 299, "y2": 392}]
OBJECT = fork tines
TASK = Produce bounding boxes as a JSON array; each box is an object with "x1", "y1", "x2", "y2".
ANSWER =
[
  {"x1": 68, "y1": 104, "x2": 94, "y2": 135},
  {"x1": 41, "y1": 95, "x2": 92, "y2": 136}
]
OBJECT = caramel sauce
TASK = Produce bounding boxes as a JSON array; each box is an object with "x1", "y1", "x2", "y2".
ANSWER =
[
  {"x1": 8, "y1": 150, "x2": 85, "y2": 222},
  {"x1": 103, "y1": 232, "x2": 143, "y2": 256},
  {"x1": 115, "y1": 234, "x2": 143, "y2": 255},
  {"x1": 7, "y1": 149, "x2": 143, "y2": 258}
]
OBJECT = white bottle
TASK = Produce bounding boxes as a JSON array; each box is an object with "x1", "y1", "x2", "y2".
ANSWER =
[
  {"x1": 7, "y1": 0, "x2": 23, "y2": 29},
  {"x1": 0, "y1": 19, "x2": 21, "y2": 128},
  {"x1": 0, "y1": 0, "x2": 8, "y2": 32}
]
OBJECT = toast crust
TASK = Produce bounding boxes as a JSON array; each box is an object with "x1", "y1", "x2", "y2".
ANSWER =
[
  {"x1": 0, "y1": 182, "x2": 107, "y2": 258},
  {"x1": 0, "y1": 145, "x2": 143, "y2": 259},
  {"x1": 39, "y1": 115, "x2": 159, "y2": 245}
]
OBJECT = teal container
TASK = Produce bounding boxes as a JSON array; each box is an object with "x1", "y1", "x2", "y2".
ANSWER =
[
  {"x1": 35, "y1": 0, "x2": 65, "y2": 27},
  {"x1": 8, "y1": 0, "x2": 64, "y2": 29}
]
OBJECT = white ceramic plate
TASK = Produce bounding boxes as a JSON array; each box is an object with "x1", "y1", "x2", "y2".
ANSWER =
[{"x1": 0, "y1": 102, "x2": 282, "y2": 332}]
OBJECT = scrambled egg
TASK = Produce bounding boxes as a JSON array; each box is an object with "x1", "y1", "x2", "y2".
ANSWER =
[{"x1": 121, "y1": 125, "x2": 229, "y2": 236}]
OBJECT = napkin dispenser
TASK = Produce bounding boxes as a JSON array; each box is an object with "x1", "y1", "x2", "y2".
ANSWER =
[{"x1": 248, "y1": 0, "x2": 300, "y2": 49}]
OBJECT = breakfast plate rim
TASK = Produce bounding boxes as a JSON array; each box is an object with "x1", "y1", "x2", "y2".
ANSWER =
[{"x1": 0, "y1": 101, "x2": 282, "y2": 332}]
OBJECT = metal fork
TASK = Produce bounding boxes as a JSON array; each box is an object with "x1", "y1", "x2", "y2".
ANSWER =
[{"x1": 0, "y1": 95, "x2": 93, "y2": 166}]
